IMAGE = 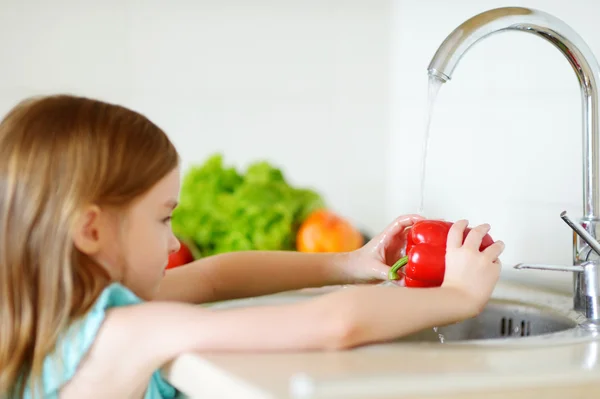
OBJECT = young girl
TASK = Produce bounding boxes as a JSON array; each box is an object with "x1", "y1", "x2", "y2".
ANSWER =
[{"x1": 0, "y1": 95, "x2": 505, "y2": 398}]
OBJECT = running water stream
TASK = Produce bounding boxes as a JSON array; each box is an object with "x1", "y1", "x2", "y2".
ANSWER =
[{"x1": 417, "y1": 75, "x2": 444, "y2": 214}]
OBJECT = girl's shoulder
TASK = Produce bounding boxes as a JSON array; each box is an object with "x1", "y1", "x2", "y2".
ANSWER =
[{"x1": 24, "y1": 283, "x2": 178, "y2": 399}]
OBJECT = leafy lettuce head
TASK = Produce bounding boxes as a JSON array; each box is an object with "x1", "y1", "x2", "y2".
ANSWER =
[{"x1": 172, "y1": 154, "x2": 325, "y2": 257}]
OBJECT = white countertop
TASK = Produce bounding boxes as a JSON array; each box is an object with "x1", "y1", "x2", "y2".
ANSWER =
[{"x1": 161, "y1": 281, "x2": 600, "y2": 398}]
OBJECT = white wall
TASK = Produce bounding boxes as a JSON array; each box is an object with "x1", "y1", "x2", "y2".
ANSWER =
[
  {"x1": 0, "y1": 0, "x2": 392, "y2": 233},
  {"x1": 389, "y1": 0, "x2": 600, "y2": 292},
  {"x1": 2, "y1": 0, "x2": 600, "y2": 293}
]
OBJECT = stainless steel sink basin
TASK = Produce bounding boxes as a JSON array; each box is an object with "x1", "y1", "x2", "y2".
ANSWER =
[{"x1": 396, "y1": 299, "x2": 578, "y2": 344}]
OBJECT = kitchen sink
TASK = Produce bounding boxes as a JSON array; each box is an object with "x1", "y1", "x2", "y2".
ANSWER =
[{"x1": 396, "y1": 299, "x2": 578, "y2": 344}]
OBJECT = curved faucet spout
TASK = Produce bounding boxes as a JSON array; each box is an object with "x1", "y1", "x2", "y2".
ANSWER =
[{"x1": 428, "y1": 6, "x2": 600, "y2": 220}]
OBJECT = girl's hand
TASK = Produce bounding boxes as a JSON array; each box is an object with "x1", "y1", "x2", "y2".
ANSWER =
[
  {"x1": 336, "y1": 214, "x2": 425, "y2": 283},
  {"x1": 442, "y1": 220, "x2": 505, "y2": 313}
]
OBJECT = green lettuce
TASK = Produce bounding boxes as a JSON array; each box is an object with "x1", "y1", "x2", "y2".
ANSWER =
[{"x1": 171, "y1": 154, "x2": 325, "y2": 257}]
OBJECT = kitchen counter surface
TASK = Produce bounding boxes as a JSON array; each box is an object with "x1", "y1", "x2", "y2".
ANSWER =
[{"x1": 161, "y1": 281, "x2": 600, "y2": 398}]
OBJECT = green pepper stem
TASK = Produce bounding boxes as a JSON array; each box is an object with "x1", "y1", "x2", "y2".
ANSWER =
[{"x1": 388, "y1": 256, "x2": 408, "y2": 280}]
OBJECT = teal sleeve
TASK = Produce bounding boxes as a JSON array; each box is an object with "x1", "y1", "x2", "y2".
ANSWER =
[{"x1": 23, "y1": 283, "x2": 177, "y2": 399}]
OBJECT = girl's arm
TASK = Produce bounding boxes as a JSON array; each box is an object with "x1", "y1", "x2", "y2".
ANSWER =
[
  {"x1": 138, "y1": 284, "x2": 480, "y2": 354},
  {"x1": 62, "y1": 284, "x2": 484, "y2": 398},
  {"x1": 62, "y1": 222, "x2": 504, "y2": 397},
  {"x1": 156, "y1": 214, "x2": 424, "y2": 304},
  {"x1": 156, "y1": 250, "x2": 346, "y2": 304}
]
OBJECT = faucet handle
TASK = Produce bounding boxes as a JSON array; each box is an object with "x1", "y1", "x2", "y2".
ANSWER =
[
  {"x1": 561, "y1": 211, "x2": 600, "y2": 257},
  {"x1": 513, "y1": 212, "x2": 600, "y2": 273},
  {"x1": 514, "y1": 263, "x2": 585, "y2": 272}
]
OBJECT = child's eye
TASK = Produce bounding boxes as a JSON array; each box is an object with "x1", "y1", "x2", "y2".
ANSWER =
[{"x1": 162, "y1": 216, "x2": 172, "y2": 224}]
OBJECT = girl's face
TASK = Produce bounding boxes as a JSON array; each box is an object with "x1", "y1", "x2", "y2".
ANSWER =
[
  {"x1": 75, "y1": 166, "x2": 182, "y2": 300},
  {"x1": 84, "y1": 167, "x2": 183, "y2": 300},
  {"x1": 117, "y1": 166, "x2": 182, "y2": 300}
]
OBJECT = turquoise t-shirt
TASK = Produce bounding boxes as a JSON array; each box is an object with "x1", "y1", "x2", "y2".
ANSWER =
[{"x1": 23, "y1": 283, "x2": 178, "y2": 399}]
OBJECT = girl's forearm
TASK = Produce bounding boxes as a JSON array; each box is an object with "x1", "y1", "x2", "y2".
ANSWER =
[
  {"x1": 156, "y1": 250, "x2": 349, "y2": 304},
  {"x1": 149, "y1": 285, "x2": 478, "y2": 356},
  {"x1": 194, "y1": 285, "x2": 477, "y2": 351}
]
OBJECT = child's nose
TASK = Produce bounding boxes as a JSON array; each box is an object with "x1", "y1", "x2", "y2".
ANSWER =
[{"x1": 169, "y1": 234, "x2": 181, "y2": 254}]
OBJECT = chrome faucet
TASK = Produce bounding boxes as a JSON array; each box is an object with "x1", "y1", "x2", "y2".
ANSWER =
[{"x1": 427, "y1": 7, "x2": 600, "y2": 324}]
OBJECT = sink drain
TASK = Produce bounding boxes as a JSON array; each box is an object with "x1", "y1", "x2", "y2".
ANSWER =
[{"x1": 500, "y1": 317, "x2": 531, "y2": 337}]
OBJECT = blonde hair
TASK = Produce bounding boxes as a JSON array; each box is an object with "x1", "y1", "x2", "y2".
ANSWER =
[{"x1": 0, "y1": 95, "x2": 179, "y2": 397}]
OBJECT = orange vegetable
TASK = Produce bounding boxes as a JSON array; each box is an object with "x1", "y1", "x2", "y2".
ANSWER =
[{"x1": 296, "y1": 209, "x2": 364, "y2": 252}]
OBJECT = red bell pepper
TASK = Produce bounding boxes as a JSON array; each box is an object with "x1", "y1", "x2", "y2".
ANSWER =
[
  {"x1": 166, "y1": 238, "x2": 197, "y2": 270},
  {"x1": 388, "y1": 220, "x2": 495, "y2": 288}
]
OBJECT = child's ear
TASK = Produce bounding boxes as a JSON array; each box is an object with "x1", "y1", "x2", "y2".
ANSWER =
[{"x1": 72, "y1": 205, "x2": 104, "y2": 255}]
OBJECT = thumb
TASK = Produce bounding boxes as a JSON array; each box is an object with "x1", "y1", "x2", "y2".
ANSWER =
[
  {"x1": 368, "y1": 259, "x2": 409, "y2": 282},
  {"x1": 355, "y1": 259, "x2": 398, "y2": 282},
  {"x1": 373, "y1": 259, "x2": 396, "y2": 280}
]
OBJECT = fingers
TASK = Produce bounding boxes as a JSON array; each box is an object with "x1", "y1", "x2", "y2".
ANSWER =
[
  {"x1": 377, "y1": 214, "x2": 424, "y2": 246},
  {"x1": 483, "y1": 241, "x2": 505, "y2": 261},
  {"x1": 447, "y1": 219, "x2": 468, "y2": 248},
  {"x1": 385, "y1": 214, "x2": 424, "y2": 233},
  {"x1": 463, "y1": 223, "x2": 491, "y2": 249}
]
